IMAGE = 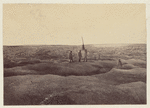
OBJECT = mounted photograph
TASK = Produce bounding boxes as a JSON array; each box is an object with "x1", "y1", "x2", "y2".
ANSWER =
[{"x1": 3, "y1": 4, "x2": 147, "y2": 105}]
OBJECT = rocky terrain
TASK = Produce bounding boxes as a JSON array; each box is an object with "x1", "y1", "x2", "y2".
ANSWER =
[{"x1": 3, "y1": 44, "x2": 146, "y2": 105}]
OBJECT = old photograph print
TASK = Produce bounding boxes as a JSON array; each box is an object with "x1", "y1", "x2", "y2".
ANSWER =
[{"x1": 3, "y1": 4, "x2": 146, "y2": 105}]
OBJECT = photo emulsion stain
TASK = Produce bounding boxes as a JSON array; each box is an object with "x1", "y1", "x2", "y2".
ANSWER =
[{"x1": 3, "y1": 4, "x2": 147, "y2": 105}]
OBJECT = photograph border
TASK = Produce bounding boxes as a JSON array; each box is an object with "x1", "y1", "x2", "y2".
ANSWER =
[{"x1": 0, "y1": 0, "x2": 149, "y2": 107}]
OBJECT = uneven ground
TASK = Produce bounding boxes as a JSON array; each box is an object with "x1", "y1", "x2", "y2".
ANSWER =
[{"x1": 3, "y1": 44, "x2": 146, "y2": 105}]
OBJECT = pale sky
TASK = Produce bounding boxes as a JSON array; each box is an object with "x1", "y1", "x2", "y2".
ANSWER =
[{"x1": 3, "y1": 4, "x2": 146, "y2": 45}]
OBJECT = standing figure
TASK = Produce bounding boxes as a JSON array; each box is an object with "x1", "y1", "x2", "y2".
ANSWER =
[
  {"x1": 118, "y1": 59, "x2": 122, "y2": 68},
  {"x1": 78, "y1": 50, "x2": 82, "y2": 62},
  {"x1": 69, "y1": 51, "x2": 73, "y2": 63},
  {"x1": 83, "y1": 49, "x2": 87, "y2": 62}
]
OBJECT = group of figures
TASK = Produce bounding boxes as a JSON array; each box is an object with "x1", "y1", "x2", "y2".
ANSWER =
[
  {"x1": 69, "y1": 49, "x2": 87, "y2": 63},
  {"x1": 69, "y1": 49, "x2": 123, "y2": 69}
]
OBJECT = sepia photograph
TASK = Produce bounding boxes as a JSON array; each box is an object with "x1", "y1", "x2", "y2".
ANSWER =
[{"x1": 3, "y1": 2, "x2": 147, "y2": 105}]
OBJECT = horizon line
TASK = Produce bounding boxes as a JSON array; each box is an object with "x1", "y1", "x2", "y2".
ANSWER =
[{"x1": 3, "y1": 43, "x2": 146, "y2": 46}]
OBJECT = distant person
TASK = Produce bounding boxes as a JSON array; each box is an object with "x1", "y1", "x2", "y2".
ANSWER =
[
  {"x1": 118, "y1": 59, "x2": 122, "y2": 68},
  {"x1": 83, "y1": 49, "x2": 87, "y2": 62},
  {"x1": 69, "y1": 51, "x2": 73, "y2": 63},
  {"x1": 78, "y1": 50, "x2": 82, "y2": 62}
]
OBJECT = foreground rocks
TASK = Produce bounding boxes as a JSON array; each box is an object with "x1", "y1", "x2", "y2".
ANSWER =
[{"x1": 4, "y1": 59, "x2": 146, "y2": 105}]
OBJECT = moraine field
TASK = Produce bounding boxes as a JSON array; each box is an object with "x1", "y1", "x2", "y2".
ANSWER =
[{"x1": 3, "y1": 44, "x2": 146, "y2": 105}]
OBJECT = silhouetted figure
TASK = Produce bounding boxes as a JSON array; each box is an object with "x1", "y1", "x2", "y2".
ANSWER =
[
  {"x1": 69, "y1": 51, "x2": 73, "y2": 63},
  {"x1": 118, "y1": 59, "x2": 122, "y2": 68},
  {"x1": 83, "y1": 49, "x2": 87, "y2": 62},
  {"x1": 82, "y1": 49, "x2": 87, "y2": 62},
  {"x1": 78, "y1": 50, "x2": 82, "y2": 62}
]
